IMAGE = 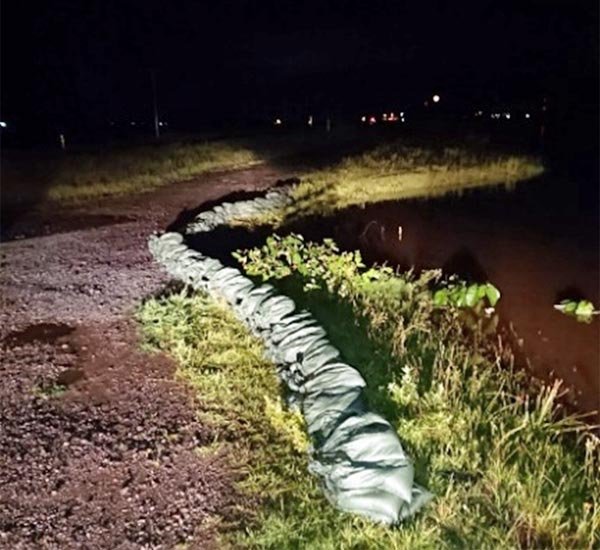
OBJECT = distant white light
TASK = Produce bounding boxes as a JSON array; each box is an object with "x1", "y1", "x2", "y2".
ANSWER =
[
  {"x1": 432, "y1": 94, "x2": 440, "y2": 103},
  {"x1": 382, "y1": 113, "x2": 388, "y2": 121},
  {"x1": 400, "y1": 112, "x2": 404, "y2": 117},
  {"x1": 159, "y1": 121, "x2": 164, "y2": 127},
  {"x1": 525, "y1": 113, "x2": 531, "y2": 119},
  {"x1": 0, "y1": 121, "x2": 6, "y2": 128},
  {"x1": 361, "y1": 115, "x2": 366, "y2": 122},
  {"x1": 130, "y1": 121, "x2": 136, "y2": 126},
  {"x1": 274, "y1": 118, "x2": 282, "y2": 125},
  {"x1": 504, "y1": 112, "x2": 511, "y2": 120},
  {"x1": 308, "y1": 115, "x2": 313, "y2": 127}
]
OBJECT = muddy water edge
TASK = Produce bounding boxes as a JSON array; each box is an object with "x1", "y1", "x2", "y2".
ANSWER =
[{"x1": 288, "y1": 175, "x2": 599, "y2": 421}]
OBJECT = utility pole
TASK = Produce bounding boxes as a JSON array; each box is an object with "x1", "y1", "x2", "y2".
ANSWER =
[{"x1": 151, "y1": 69, "x2": 160, "y2": 139}]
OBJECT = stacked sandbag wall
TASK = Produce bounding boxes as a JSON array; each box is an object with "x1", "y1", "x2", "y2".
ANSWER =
[{"x1": 148, "y1": 185, "x2": 432, "y2": 524}]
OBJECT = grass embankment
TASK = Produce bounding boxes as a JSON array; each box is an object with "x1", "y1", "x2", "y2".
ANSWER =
[
  {"x1": 295, "y1": 143, "x2": 543, "y2": 214},
  {"x1": 44, "y1": 140, "x2": 261, "y2": 202},
  {"x1": 2, "y1": 127, "x2": 363, "y2": 206},
  {"x1": 249, "y1": 142, "x2": 543, "y2": 225},
  {"x1": 3, "y1": 133, "x2": 542, "y2": 209},
  {"x1": 139, "y1": 235, "x2": 598, "y2": 549}
]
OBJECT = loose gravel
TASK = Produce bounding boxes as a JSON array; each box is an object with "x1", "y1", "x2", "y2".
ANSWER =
[{"x1": 0, "y1": 166, "x2": 286, "y2": 549}]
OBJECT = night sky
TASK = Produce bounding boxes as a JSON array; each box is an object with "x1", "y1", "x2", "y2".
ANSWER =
[{"x1": 2, "y1": 0, "x2": 598, "y2": 135}]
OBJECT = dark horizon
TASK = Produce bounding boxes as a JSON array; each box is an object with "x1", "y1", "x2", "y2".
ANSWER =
[{"x1": 2, "y1": 0, "x2": 598, "y2": 140}]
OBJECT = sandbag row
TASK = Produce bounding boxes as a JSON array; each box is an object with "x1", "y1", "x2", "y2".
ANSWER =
[
  {"x1": 184, "y1": 187, "x2": 293, "y2": 234},
  {"x1": 148, "y1": 186, "x2": 432, "y2": 525}
]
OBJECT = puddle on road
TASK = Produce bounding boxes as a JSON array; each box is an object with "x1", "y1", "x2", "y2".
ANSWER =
[
  {"x1": 55, "y1": 367, "x2": 86, "y2": 387},
  {"x1": 3, "y1": 323, "x2": 75, "y2": 346}
]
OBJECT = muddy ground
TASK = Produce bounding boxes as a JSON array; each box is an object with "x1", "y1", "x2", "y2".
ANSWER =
[{"x1": 0, "y1": 166, "x2": 287, "y2": 549}]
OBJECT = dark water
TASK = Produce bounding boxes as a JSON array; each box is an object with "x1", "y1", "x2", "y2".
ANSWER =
[
  {"x1": 2, "y1": 323, "x2": 75, "y2": 346},
  {"x1": 293, "y1": 173, "x2": 599, "y2": 418}
]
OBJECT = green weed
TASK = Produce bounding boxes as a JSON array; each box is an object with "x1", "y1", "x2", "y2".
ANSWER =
[
  {"x1": 33, "y1": 382, "x2": 67, "y2": 399},
  {"x1": 554, "y1": 299, "x2": 599, "y2": 324}
]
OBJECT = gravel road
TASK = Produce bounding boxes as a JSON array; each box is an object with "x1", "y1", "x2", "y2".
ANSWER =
[{"x1": 0, "y1": 166, "x2": 287, "y2": 549}]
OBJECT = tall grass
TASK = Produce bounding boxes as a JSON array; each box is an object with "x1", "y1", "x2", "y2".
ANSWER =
[
  {"x1": 139, "y1": 234, "x2": 598, "y2": 549},
  {"x1": 3, "y1": 132, "x2": 543, "y2": 210},
  {"x1": 287, "y1": 142, "x2": 544, "y2": 219},
  {"x1": 2, "y1": 127, "x2": 364, "y2": 206},
  {"x1": 44, "y1": 140, "x2": 261, "y2": 202},
  {"x1": 1, "y1": 139, "x2": 262, "y2": 208}
]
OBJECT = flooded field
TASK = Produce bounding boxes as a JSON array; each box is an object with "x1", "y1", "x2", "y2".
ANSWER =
[{"x1": 293, "y1": 173, "x2": 599, "y2": 419}]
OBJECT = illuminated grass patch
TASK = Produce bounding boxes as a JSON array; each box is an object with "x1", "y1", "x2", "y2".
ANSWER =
[
  {"x1": 46, "y1": 141, "x2": 261, "y2": 202},
  {"x1": 243, "y1": 142, "x2": 544, "y2": 224}
]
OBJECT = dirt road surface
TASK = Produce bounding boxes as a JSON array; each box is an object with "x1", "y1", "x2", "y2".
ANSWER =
[{"x1": 0, "y1": 166, "x2": 287, "y2": 549}]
